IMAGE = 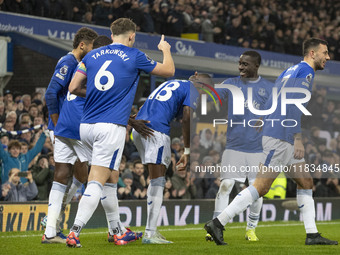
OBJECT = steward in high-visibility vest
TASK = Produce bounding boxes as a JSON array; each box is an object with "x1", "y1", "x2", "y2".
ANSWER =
[{"x1": 264, "y1": 172, "x2": 287, "y2": 199}]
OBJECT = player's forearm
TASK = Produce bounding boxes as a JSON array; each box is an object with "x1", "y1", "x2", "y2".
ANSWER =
[
  {"x1": 159, "y1": 50, "x2": 175, "y2": 77},
  {"x1": 71, "y1": 87, "x2": 87, "y2": 97},
  {"x1": 50, "y1": 113, "x2": 59, "y2": 127},
  {"x1": 45, "y1": 81, "x2": 62, "y2": 114},
  {"x1": 182, "y1": 107, "x2": 191, "y2": 149}
]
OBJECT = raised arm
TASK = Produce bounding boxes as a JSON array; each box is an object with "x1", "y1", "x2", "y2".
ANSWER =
[{"x1": 150, "y1": 35, "x2": 175, "y2": 77}]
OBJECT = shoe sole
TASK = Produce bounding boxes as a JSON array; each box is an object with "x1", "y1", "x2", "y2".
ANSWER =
[
  {"x1": 41, "y1": 235, "x2": 66, "y2": 244},
  {"x1": 66, "y1": 240, "x2": 82, "y2": 248},
  {"x1": 142, "y1": 239, "x2": 173, "y2": 244}
]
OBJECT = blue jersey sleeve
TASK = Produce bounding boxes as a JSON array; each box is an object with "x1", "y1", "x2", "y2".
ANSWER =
[
  {"x1": 45, "y1": 57, "x2": 77, "y2": 114},
  {"x1": 135, "y1": 51, "x2": 157, "y2": 74}
]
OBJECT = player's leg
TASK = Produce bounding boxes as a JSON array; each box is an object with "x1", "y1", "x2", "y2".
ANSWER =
[
  {"x1": 245, "y1": 152, "x2": 264, "y2": 241},
  {"x1": 212, "y1": 150, "x2": 238, "y2": 219},
  {"x1": 43, "y1": 162, "x2": 72, "y2": 242},
  {"x1": 133, "y1": 129, "x2": 172, "y2": 244},
  {"x1": 100, "y1": 169, "x2": 142, "y2": 245},
  {"x1": 67, "y1": 123, "x2": 124, "y2": 247},
  {"x1": 67, "y1": 165, "x2": 111, "y2": 247},
  {"x1": 213, "y1": 178, "x2": 235, "y2": 218},
  {"x1": 205, "y1": 136, "x2": 282, "y2": 245},
  {"x1": 43, "y1": 136, "x2": 75, "y2": 243},
  {"x1": 289, "y1": 162, "x2": 338, "y2": 245},
  {"x1": 144, "y1": 164, "x2": 170, "y2": 243},
  {"x1": 66, "y1": 160, "x2": 88, "y2": 205}
]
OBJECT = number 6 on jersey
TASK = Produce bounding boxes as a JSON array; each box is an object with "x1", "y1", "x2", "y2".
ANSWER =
[{"x1": 95, "y1": 60, "x2": 115, "y2": 91}]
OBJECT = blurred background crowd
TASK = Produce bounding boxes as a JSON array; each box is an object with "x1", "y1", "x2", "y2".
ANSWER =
[{"x1": 1, "y1": 0, "x2": 340, "y2": 60}]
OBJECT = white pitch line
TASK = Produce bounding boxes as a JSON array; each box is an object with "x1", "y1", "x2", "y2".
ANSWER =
[{"x1": 1, "y1": 221, "x2": 339, "y2": 239}]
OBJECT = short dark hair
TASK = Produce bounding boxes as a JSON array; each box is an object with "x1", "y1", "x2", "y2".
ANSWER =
[
  {"x1": 8, "y1": 140, "x2": 22, "y2": 151},
  {"x1": 189, "y1": 73, "x2": 213, "y2": 86},
  {"x1": 93, "y1": 35, "x2": 112, "y2": 49},
  {"x1": 73, "y1": 27, "x2": 98, "y2": 49},
  {"x1": 242, "y1": 50, "x2": 261, "y2": 66},
  {"x1": 133, "y1": 159, "x2": 143, "y2": 168},
  {"x1": 110, "y1": 18, "x2": 136, "y2": 36},
  {"x1": 303, "y1": 38, "x2": 328, "y2": 56}
]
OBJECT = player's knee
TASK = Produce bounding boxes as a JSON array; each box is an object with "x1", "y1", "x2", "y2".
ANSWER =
[
  {"x1": 53, "y1": 171, "x2": 72, "y2": 185},
  {"x1": 257, "y1": 185, "x2": 270, "y2": 197},
  {"x1": 219, "y1": 179, "x2": 235, "y2": 195},
  {"x1": 54, "y1": 164, "x2": 73, "y2": 184},
  {"x1": 297, "y1": 177, "x2": 313, "y2": 190}
]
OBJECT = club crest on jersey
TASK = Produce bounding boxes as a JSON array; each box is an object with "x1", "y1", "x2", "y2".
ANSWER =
[
  {"x1": 306, "y1": 73, "x2": 313, "y2": 83},
  {"x1": 258, "y1": 88, "x2": 266, "y2": 96},
  {"x1": 60, "y1": 65, "x2": 68, "y2": 76}
]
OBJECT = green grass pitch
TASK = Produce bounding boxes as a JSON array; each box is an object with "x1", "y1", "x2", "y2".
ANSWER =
[{"x1": 1, "y1": 221, "x2": 339, "y2": 255}]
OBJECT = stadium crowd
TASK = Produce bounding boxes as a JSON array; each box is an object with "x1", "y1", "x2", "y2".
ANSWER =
[
  {"x1": 0, "y1": 85, "x2": 340, "y2": 202},
  {"x1": 0, "y1": 0, "x2": 340, "y2": 60}
]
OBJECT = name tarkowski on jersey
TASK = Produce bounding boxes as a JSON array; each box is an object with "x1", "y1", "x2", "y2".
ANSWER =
[{"x1": 91, "y1": 49, "x2": 130, "y2": 61}]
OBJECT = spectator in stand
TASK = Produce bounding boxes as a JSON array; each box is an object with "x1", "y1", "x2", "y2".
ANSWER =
[
  {"x1": 167, "y1": 3, "x2": 184, "y2": 37},
  {"x1": 150, "y1": 0, "x2": 164, "y2": 34},
  {"x1": 71, "y1": 0, "x2": 87, "y2": 22},
  {"x1": 171, "y1": 169, "x2": 196, "y2": 199},
  {"x1": 118, "y1": 171, "x2": 135, "y2": 200},
  {"x1": 125, "y1": 0, "x2": 144, "y2": 31},
  {"x1": 0, "y1": 101, "x2": 6, "y2": 123},
  {"x1": 0, "y1": 133, "x2": 9, "y2": 151},
  {"x1": 28, "y1": 103, "x2": 39, "y2": 122},
  {"x1": 163, "y1": 177, "x2": 174, "y2": 200},
  {"x1": 20, "y1": 141, "x2": 29, "y2": 154},
  {"x1": 2, "y1": 168, "x2": 38, "y2": 202},
  {"x1": 0, "y1": 129, "x2": 47, "y2": 183},
  {"x1": 94, "y1": 0, "x2": 114, "y2": 26},
  {"x1": 131, "y1": 160, "x2": 147, "y2": 199},
  {"x1": 31, "y1": 154, "x2": 54, "y2": 200},
  {"x1": 141, "y1": 4, "x2": 154, "y2": 33},
  {"x1": 3, "y1": 90, "x2": 15, "y2": 113},
  {"x1": 5, "y1": 111, "x2": 17, "y2": 130},
  {"x1": 21, "y1": 94, "x2": 31, "y2": 113},
  {"x1": 322, "y1": 101, "x2": 336, "y2": 135}
]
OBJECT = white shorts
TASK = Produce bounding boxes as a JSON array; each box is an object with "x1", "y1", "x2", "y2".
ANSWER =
[
  {"x1": 80, "y1": 123, "x2": 125, "y2": 170},
  {"x1": 132, "y1": 129, "x2": 171, "y2": 168},
  {"x1": 261, "y1": 136, "x2": 305, "y2": 169},
  {"x1": 54, "y1": 136, "x2": 88, "y2": 164},
  {"x1": 220, "y1": 149, "x2": 262, "y2": 183}
]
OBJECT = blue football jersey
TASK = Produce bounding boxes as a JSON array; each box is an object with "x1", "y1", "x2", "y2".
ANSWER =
[
  {"x1": 136, "y1": 80, "x2": 199, "y2": 135},
  {"x1": 45, "y1": 53, "x2": 78, "y2": 130},
  {"x1": 54, "y1": 91, "x2": 85, "y2": 140},
  {"x1": 263, "y1": 61, "x2": 314, "y2": 144},
  {"x1": 218, "y1": 76, "x2": 273, "y2": 153},
  {"x1": 80, "y1": 43, "x2": 157, "y2": 125}
]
